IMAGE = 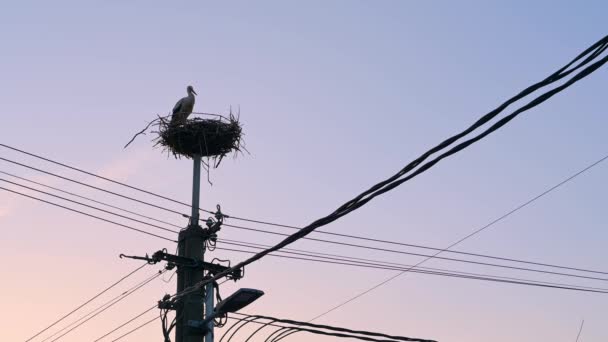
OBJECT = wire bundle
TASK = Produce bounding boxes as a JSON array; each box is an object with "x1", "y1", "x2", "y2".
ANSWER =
[
  {"x1": 222, "y1": 313, "x2": 437, "y2": 342},
  {"x1": 173, "y1": 34, "x2": 608, "y2": 301}
]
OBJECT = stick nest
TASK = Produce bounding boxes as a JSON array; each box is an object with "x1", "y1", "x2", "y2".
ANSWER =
[{"x1": 155, "y1": 115, "x2": 243, "y2": 162}]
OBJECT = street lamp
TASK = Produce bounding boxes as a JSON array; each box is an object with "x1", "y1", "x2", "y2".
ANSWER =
[
  {"x1": 216, "y1": 288, "x2": 265, "y2": 315},
  {"x1": 187, "y1": 288, "x2": 264, "y2": 334}
]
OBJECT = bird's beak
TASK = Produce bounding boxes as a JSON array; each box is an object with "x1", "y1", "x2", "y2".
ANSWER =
[{"x1": 192, "y1": 89, "x2": 198, "y2": 96}]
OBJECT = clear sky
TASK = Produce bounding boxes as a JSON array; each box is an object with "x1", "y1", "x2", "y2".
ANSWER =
[{"x1": 1, "y1": 1, "x2": 607, "y2": 341}]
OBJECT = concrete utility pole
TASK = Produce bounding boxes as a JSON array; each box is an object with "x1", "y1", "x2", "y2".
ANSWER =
[{"x1": 175, "y1": 154, "x2": 210, "y2": 342}]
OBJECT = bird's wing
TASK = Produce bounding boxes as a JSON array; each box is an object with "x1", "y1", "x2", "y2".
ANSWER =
[{"x1": 172, "y1": 98, "x2": 184, "y2": 115}]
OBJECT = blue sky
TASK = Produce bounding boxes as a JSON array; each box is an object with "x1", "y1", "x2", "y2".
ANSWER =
[{"x1": 0, "y1": 1, "x2": 607, "y2": 341}]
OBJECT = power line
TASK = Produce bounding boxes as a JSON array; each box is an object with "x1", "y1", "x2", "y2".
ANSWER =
[
  {"x1": 0, "y1": 143, "x2": 211, "y2": 213},
  {"x1": 215, "y1": 246, "x2": 608, "y2": 294},
  {"x1": 5, "y1": 164, "x2": 608, "y2": 293},
  {"x1": 230, "y1": 313, "x2": 437, "y2": 342},
  {"x1": 25, "y1": 263, "x2": 148, "y2": 342},
  {"x1": 0, "y1": 187, "x2": 176, "y2": 243},
  {"x1": 0, "y1": 177, "x2": 179, "y2": 235},
  {"x1": 8, "y1": 169, "x2": 606, "y2": 282},
  {"x1": 0, "y1": 170, "x2": 183, "y2": 229},
  {"x1": 45, "y1": 270, "x2": 165, "y2": 342},
  {"x1": 5, "y1": 173, "x2": 605, "y2": 288},
  {"x1": 0, "y1": 156, "x2": 191, "y2": 218},
  {"x1": 110, "y1": 316, "x2": 158, "y2": 342},
  {"x1": 92, "y1": 305, "x2": 157, "y2": 342},
  {"x1": 308, "y1": 151, "x2": 608, "y2": 322},
  {"x1": 217, "y1": 239, "x2": 608, "y2": 285},
  {"x1": 221, "y1": 220, "x2": 608, "y2": 281},
  {"x1": 4, "y1": 146, "x2": 608, "y2": 277},
  {"x1": 170, "y1": 33, "x2": 608, "y2": 307}
]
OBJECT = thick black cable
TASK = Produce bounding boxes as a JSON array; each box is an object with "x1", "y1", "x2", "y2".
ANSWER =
[
  {"x1": 47, "y1": 270, "x2": 165, "y2": 342},
  {"x1": 0, "y1": 187, "x2": 177, "y2": 242},
  {"x1": 244, "y1": 318, "x2": 278, "y2": 342},
  {"x1": 226, "y1": 317, "x2": 262, "y2": 342},
  {"x1": 202, "y1": 45, "x2": 608, "y2": 311},
  {"x1": 175, "y1": 42, "x2": 608, "y2": 301},
  {"x1": 233, "y1": 313, "x2": 436, "y2": 342},
  {"x1": 24, "y1": 263, "x2": 147, "y2": 342},
  {"x1": 266, "y1": 327, "x2": 292, "y2": 342},
  {"x1": 309, "y1": 151, "x2": 608, "y2": 322},
  {"x1": 219, "y1": 316, "x2": 251, "y2": 342},
  {"x1": 92, "y1": 305, "x2": 156, "y2": 342}
]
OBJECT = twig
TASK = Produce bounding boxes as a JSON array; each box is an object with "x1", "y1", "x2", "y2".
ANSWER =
[{"x1": 124, "y1": 114, "x2": 169, "y2": 149}]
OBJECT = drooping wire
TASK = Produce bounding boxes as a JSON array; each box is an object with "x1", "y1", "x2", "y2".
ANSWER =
[
  {"x1": 92, "y1": 305, "x2": 157, "y2": 342},
  {"x1": 44, "y1": 270, "x2": 166, "y2": 342},
  {"x1": 0, "y1": 178, "x2": 179, "y2": 235},
  {"x1": 0, "y1": 143, "x2": 212, "y2": 213},
  {"x1": 231, "y1": 313, "x2": 436, "y2": 342},
  {"x1": 0, "y1": 156, "x2": 192, "y2": 218},
  {"x1": 0, "y1": 187, "x2": 177, "y2": 243},
  {"x1": 0, "y1": 170, "x2": 182, "y2": 229},
  {"x1": 24, "y1": 263, "x2": 148, "y2": 342}
]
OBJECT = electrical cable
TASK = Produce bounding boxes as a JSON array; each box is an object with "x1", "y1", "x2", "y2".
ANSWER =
[
  {"x1": 0, "y1": 143, "x2": 212, "y2": 214},
  {"x1": 9, "y1": 170, "x2": 605, "y2": 288},
  {"x1": 0, "y1": 170, "x2": 182, "y2": 229},
  {"x1": 3, "y1": 149, "x2": 608, "y2": 276},
  {"x1": 215, "y1": 246, "x2": 608, "y2": 294},
  {"x1": 45, "y1": 269, "x2": 165, "y2": 342},
  {"x1": 171, "y1": 35, "x2": 608, "y2": 303},
  {"x1": 232, "y1": 313, "x2": 436, "y2": 342},
  {"x1": 5, "y1": 173, "x2": 607, "y2": 295},
  {"x1": 0, "y1": 156, "x2": 192, "y2": 218},
  {"x1": 92, "y1": 306, "x2": 156, "y2": 342},
  {"x1": 308, "y1": 151, "x2": 608, "y2": 322},
  {"x1": 24, "y1": 263, "x2": 148, "y2": 342},
  {"x1": 216, "y1": 238, "x2": 608, "y2": 283},
  {"x1": 7, "y1": 165, "x2": 608, "y2": 283},
  {"x1": 265, "y1": 327, "x2": 291, "y2": 342},
  {"x1": 0, "y1": 186, "x2": 177, "y2": 243},
  {"x1": 225, "y1": 317, "x2": 262, "y2": 342},
  {"x1": 110, "y1": 316, "x2": 158, "y2": 342},
  {"x1": 0, "y1": 177, "x2": 179, "y2": 235},
  {"x1": 11, "y1": 170, "x2": 605, "y2": 284}
]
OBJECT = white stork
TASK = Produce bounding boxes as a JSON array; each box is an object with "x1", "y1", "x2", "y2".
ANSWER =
[{"x1": 171, "y1": 85, "x2": 197, "y2": 124}]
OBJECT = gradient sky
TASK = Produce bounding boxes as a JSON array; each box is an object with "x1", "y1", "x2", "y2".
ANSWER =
[{"x1": 1, "y1": 1, "x2": 607, "y2": 341}]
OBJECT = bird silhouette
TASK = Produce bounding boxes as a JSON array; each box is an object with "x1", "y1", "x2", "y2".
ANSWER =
[{"x1": 171, "y1": 85, "x2": 197, "y2": 125}]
